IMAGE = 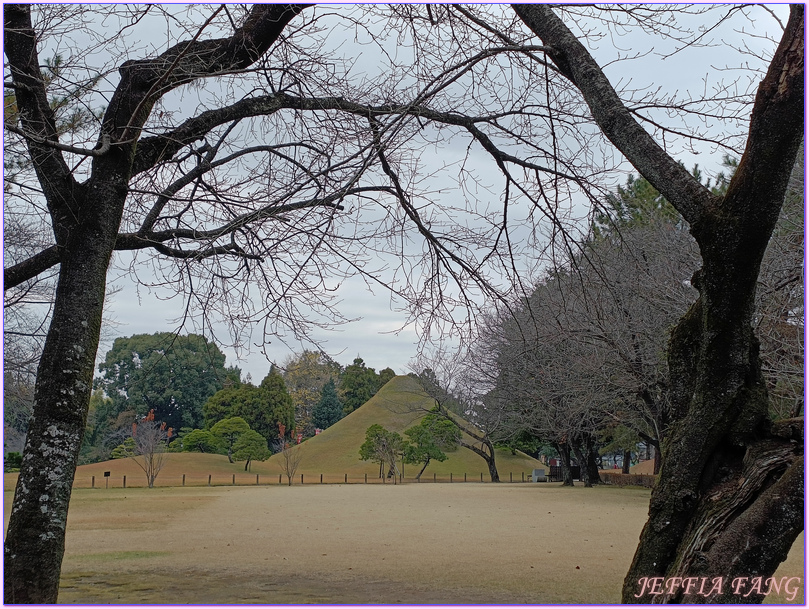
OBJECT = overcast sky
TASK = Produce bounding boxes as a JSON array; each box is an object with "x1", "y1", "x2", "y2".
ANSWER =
[{"x1": 88, "y1": 4, "x2": 789, "y2": 382}]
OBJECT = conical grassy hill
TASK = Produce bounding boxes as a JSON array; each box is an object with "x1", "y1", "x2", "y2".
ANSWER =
[{"x1": 265, "y1": 375, "x2": 542, "y2": 481}]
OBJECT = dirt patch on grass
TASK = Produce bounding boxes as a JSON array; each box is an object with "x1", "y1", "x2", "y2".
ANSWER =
[{"x1": 4, "y1": 484, "x2": 803, "y2": 604}]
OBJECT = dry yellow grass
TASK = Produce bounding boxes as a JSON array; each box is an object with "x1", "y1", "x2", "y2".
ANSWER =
[{"x1": 3, "y1": 483, "x2": 803, "y2": 604}]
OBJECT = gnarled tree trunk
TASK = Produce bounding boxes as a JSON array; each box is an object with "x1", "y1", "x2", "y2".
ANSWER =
[
  {"x1": 3, "y1": 5, "x2": 305, "y2": 602},
  {"x1": 513, "y1": 4, "x2": 804, "y2": 603}
]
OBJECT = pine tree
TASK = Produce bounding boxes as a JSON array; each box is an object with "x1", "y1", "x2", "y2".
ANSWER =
[
  {"x1": 256, "y1": 365, "x2": 296, "y2": 443},
  {"x1": 340, "y1": 357, "x2": 379, "y2": 415},
  {"x1": 312, "y1": 379, "x2": 343, "y2": 430}
]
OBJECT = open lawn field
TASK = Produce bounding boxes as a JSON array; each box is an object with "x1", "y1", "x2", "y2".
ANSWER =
[{"x1": 3, "y1": 483, "x2": 803, "y2": 604}]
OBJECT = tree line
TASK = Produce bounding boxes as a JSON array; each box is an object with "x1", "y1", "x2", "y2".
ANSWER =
[
  {"x1": 5, "y1": 331, "x2": 396, "y2": 469},
  {"x1": 433, "y1": 155, "x2": 802, "y2": 488}
]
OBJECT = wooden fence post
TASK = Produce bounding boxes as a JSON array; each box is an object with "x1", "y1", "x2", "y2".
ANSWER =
[
  {"x1": 208, "y1": 474, "x2": 212, "y2": 486},
  {"x1": 434, "y1": 473, "x2": 436, "y2": 483},
  {"x1": 300, "y1": 473, "x2": 304, "y2": 485},
  {"x1": 464, "y1": 473, "x2": 467, "y2": 482},
  {"x1": 450, "y1": 473, "x2": 453, "y2": 483},
  {"x1": 91, "y1": 476, "x2": 95, "y2": 489},
  {"x1": 232, "y1": 474, "x2": 235, "y2": 486},
  {"x1": 123, "y1": 475, "x2": 126, "y2": 488},
  {"x1": 256, "y1": 474, "x2": 259, "y2": 485},
  {"x1": 510, "y1": 472, "x2": 513, "y2": 483},
  {"x1": 321, "y1": 473, "x2": 323, "y2": 484},
  {"x1": 182, "y1": 474, "x2": 186, "y2": 486},
  {"x1": 365, "y1": 473, "x2": 367, "y2": 484},
  {"x1": 345, "y1": 473, "x2": 348, "y2": 484},
  {"x1": 279, "y1": 474, "x2": 282, "y2": 484},
  {"x1": 480, "y1": 472, "x2": 483, "y2": 482}
]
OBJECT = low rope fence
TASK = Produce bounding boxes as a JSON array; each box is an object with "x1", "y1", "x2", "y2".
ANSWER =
[
  {"x1": 5, "y1": 470, "x2": 658, "y2": 491},
  {"x1": 55, "y1": 470, "x2": 555, "y2": 490}
]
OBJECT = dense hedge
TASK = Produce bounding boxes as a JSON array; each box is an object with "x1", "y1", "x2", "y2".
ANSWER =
[{"x1": 600, "y1": 472, "x2": 657, "y2": 488}]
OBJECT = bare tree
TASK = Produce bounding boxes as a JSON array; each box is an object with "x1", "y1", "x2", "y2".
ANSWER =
[
  {"x1": 477, "y1": 274, "x2": 608, "y2": 486},
  {"x1": 511, "y1": 4, "x2": 804, "y2": 602},
  {"x1": 129, "y1": 410, "x2": 171, "y2": 489},
  {"x1": 277, "y1": 442, "x2": 304, "y2": 487}
]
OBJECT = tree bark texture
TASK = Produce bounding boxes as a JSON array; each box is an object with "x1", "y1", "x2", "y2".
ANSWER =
[
  {"x1": 571, "y1": 441, "x2": 591, "y2": 488},
  {"x1": 554, "y1": 442, "x2": 574, "y2": 487},
  {"x1": 583, "y1": 433, "x2": 602, "y2": 484},
  {"x1": 514, "y1": 4, "x2": 804, "y2": 603},
  {"x1": 3, "y1": 5, "x2": 305, "y2": 603},
  {"x1": 622, "y1": 450, "x2": 631, "y2": 475}
]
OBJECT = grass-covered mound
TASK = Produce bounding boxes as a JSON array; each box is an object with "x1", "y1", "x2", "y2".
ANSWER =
[{"x1": 266, "y1": 374, "x2": 541, "y2": 480}]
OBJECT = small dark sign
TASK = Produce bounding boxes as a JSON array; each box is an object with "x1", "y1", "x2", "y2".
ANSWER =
[{"x1": 103, "y1": 471, "x2": 111, "y2": 477}]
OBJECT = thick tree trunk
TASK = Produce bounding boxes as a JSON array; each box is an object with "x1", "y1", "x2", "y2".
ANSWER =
[
  {"x1": 621, "y1": 450, "x2": 631, "y2": 475},
  {"x1": 458, "y1": 437, "x2": 499, "y2": 482},
  {"x1": 3, "y1": 5, "x2": 306, "y2": 603},
  {"x1": 486, "y1": 453, "x2": 500, "y2": 483},
  {"x1": 571, "y1": 440, "x2": 591, "y2": 488},
  {"x1": 584, "y1": 433, "x2": 602, "y2": 484},
  {"x1": 555, "y1": 442, "x2": 574, "y2": 486},
  {"x1": 4, "y1": 211, "x2": 120, "y2": 602},
  {"x1": 510, "y1": 7, "x2": 803, "y2": 600},
  {"x1": 622, "y1": 9, "x2": 805, "y2": 602}
]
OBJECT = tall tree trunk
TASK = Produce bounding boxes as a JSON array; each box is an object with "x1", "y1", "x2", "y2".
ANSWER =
[
  {"x1": 3, "y1": 208, "x2": 120, "y2": 603},
  {"x1": 556, "y1": 442, "x2": 574, "y2": 486},
  {"x1": 2, "y1": 6, "x2": 308, "y2": 603},
  {"x1": 458, "y1": 436, "x2": 499, "y2": 482},
  {"x1": 622, "y1": 450, "x2": 631, "y2": 475},
  {"x1": 584, "y1": 433, "x2": 602, "y2": 484},
  {"x1": 620, "y1": 8, "x2": 805, "y2": 601},
  {"x1": 512, "y1": 8, "x2": 804, "y2": 601},
  {"x1": 571, "y1": 439, "x2": 591, "y2": 488}
]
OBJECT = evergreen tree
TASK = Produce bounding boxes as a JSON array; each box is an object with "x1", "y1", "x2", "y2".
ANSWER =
[
  {"x1": 95, "y1": 333, "x2": 236, "y2": 432},
  {"x1": 340, "y1": 357, "x2": 379, "y2": 415},
  {"x1": 378, "y1": 367, "x2": 396, "y2": 387},
  {"x1": 402, "y1": 414, "x2": 460, "y2": 480},
  {"x1": 359, "y1": 424, "x2": 403, "y2": 480},
  {"x1": 181, "y1": 429, "x2": 223, "y2": 454},
  {"x1": 202, "y1": 366, "x2": 295, "y2": 446},
  {"x1": 254, "y1": 366, "x2": 296, "y2": 442},
  {"x1": 312, "y1": 379, "x2": 343, "y2": 430},
  {"x1": 232, "y1": 430, "x2": 271, "y2": 471},
  {"x1": 211, "y1": 417, "x2": 251, "y2": 463}
]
